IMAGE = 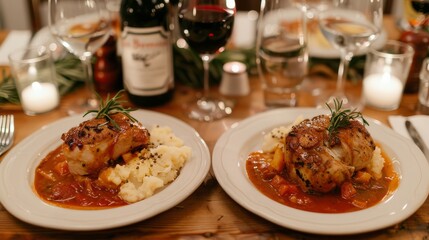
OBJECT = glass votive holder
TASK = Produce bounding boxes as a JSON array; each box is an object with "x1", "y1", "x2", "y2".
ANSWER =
[
  {"x1": 417, "y1": 58, "x2": 429, "y2": 115},
  {"x1": 362, "y1": 40, "x2": 414, "y2": 110},
  {"x1": 9, "y1": 46, "x2": 60, "y2": 115},
  {"x1": 220, "y1": 61, "x2": 250, "y2": 96}
]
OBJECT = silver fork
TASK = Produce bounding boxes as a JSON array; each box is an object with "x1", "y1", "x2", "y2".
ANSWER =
[{"x1": 0, "y1": 115, "x2": 14, "y2": 156}]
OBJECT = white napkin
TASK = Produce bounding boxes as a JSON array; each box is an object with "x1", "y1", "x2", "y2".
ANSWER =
[
  {"x1": 0, "y1": 30, "x2": 32, "y2": 65},
  {"x1": 388, "y1": 115, "x2": 429, "y2": 151}
]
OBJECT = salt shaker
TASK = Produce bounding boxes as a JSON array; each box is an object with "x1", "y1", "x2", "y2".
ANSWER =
[{"x1": 220, "y1": 61, "x2": 250, "y2": 96}]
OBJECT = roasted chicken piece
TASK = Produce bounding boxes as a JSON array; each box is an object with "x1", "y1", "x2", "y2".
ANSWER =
[
  {"x1": 61, "y1": 112, "x2": 150, "y2": 176},
  {"x1": 284, "y1": 115, "x2": 375, "y2": 193}
]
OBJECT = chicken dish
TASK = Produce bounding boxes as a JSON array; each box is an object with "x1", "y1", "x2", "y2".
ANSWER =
[
  {"x1": 284, "y1": 114, "x2": 375, "y2": 193},
  {"x1": 61, "y1": 112, "x2": 150, "y2": 176},
  {"x1": 34, "y1": 91, "x2": 191, "y2": 208},
  {"x1": 246, "y1": 101, "x2": 399, "y2": 213}
]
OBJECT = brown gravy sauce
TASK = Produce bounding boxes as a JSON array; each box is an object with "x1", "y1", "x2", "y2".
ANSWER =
[{"x1": 34, "y1": 146, "x2": 127, "y2": 209}]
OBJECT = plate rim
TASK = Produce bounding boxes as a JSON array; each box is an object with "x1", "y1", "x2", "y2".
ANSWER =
[
  {"x1": 212, "y1": 107, "x2": 429, "y2": 235},
  {"x1": 0, "y1": 110, "x2": 211, "y2": 231}
]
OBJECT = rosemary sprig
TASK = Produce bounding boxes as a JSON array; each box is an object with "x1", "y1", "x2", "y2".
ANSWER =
[
  {"x1": 0, "y1": 69, "x2": 20, "y2": 104},
  {"x1": 83, "y1": 90, "x2": 137, "y2": 130},
  {"x1": 326, "y1": 99, "x2": 368, "y2": 138}
]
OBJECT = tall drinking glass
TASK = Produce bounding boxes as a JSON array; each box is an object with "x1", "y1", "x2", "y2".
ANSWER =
[
  {"x1": 178, "y1": 0, "x2": 235, "y2": 121},
  {"x1": 48, "y1": 0, "x2": 111, "y2": 114},
  {"x1": 318, "y1": 0, "x2": 383, "y2": 109},
  {"x1": 256, "y1": 0, "x2": 308, "y2": 107}
]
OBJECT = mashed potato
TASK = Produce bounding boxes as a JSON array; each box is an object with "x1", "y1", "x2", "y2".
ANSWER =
[
  {"x1": 106, "y1": 125, "x2": 191, "y2": 203},
  {"x1": 261, "y1": 116, "x2": 304, "y2": 153},
  {"x1": 261, "y1": 117, "x2": 384, "y2": 180},
  {"x1": 368, "y1": 147, "x2": 384, "y2": 179}
]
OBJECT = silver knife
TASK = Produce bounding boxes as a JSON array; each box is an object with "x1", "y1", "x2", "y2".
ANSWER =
[{"x1": 405, "y1": 120, "x2": 429, "y2": 160}]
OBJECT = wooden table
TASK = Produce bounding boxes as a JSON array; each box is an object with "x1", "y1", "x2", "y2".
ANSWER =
[{"x1": 0, "y1": 20, "x2": 428, "y2": 239}]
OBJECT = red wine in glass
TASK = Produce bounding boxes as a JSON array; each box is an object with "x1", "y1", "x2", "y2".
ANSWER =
[
  {"x1": 179, "y1": 5, "x2": 234, "y2": 54},
  {"x1": 178, "y1": 2, "x2": 235, "y2": 121}
]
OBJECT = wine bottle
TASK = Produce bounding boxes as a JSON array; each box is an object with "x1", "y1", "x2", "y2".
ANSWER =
[
  {"x1": 399, "y1": 0, "x2": 429, "y2": 93},
  {"x1": 120, "y1": 0, "x2": 174, "y2": 107}
]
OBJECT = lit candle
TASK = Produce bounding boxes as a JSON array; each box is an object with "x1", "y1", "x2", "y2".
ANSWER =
[
  {"x1": 21, "y1": 82, "x2": 60, "y2": 114},
  {"x1": 363, "y1": 72, "x2": 403, "y2": 110}
]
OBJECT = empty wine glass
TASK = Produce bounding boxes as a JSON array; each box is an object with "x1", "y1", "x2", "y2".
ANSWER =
[
  {"x1": 317, "y1": 0, "x2": 383, "y2": 109},
  {"x1": 178, "y1": 0, "x2": 235, "y2": 121},
  {"x1": 48, "y1": 0, "x2": 111, "y2": 114}
]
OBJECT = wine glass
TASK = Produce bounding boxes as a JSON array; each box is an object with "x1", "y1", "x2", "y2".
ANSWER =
[
  {"x1": 178, "y1": 0, "x2": 235, "y2": 121},
  {"x1": 48, "y1": 0, "x2": 111, "y2": 114},
  {"x1": 317, "y1": 0, "x2": 383, "y2": 109}
]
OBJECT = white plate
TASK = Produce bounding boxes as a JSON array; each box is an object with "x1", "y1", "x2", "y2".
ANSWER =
[
  {"x1": 212, "y1": 108, "x2": 429, "y2": 235},
  {"x1": 0, "y1": 110, "x2": 210, "y2": 231}
]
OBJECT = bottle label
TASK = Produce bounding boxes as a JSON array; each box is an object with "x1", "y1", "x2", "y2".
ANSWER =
[{"x1": 121, "y1": 26, "x2": 173, "y2": 96}]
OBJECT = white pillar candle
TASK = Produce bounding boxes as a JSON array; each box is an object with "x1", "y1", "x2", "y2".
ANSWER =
[
  {"x1": 363, "y1": 72, "x2": 403, "y2": 109},
  {"x1": 21, "y1": 82, "x2": 60, "y2": 114}
]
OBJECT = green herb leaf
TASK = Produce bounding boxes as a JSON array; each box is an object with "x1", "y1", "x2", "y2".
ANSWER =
[
  {"x1": 83, "y1": 90, "x2": 137, "y2": 130},
  {"x1": 326, "y1": 98, "x2": 368, "y2": 139}
]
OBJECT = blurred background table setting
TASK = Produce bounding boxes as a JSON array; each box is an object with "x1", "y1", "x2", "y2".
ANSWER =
[{"x1": 0, "y1": 0, "x2": 429, "y2": 239}]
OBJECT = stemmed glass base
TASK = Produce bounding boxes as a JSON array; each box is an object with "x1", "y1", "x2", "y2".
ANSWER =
[
  {"x1": 66, "y1": 56, "x2": 100, "y2": 115},
  {"x1": 187, "y1": 96, "x2": 233, "y2": 121},
  {"x1": 185, "y1": 53, "x2": 233, "y2": 122}
]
